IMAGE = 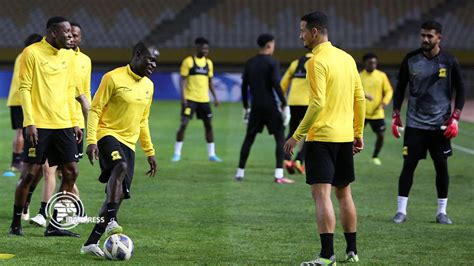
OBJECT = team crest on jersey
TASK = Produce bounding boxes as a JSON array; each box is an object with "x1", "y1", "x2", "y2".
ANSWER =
[
  {"x1": 402, "y1": 146, "x2": 408, "y2": 156},
  {"x1": 145, "y1": 90, "x2": 150, "y2": 99},
  {"x1": 28, "y1": 148, "x2": 36, "y2": 158},
  {"x1": 439, "y1": 68, "x2": 446, "y2": 77},
  {"x1": 111, "y1": 151, "x2": 122, "y2": 161}
]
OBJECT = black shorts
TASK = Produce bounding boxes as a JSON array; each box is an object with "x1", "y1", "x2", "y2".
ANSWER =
[
  {"x1": 288, "y1": 106, "x2": 308, "y2": 136},
  {"x1": 23, "y1": 128, "x2": 78, "y2": 166},
  {"x1": 305, "y1": 141, "x2": 355, "y2": 187},
  {"x1": 10, "y1": 106, "x2": 23, "y2": 130},
  {"x1": 365, "y1": 119, "x2": 386, "y2": 133},
  {"x1": 98, "y1": 136, "x2": 135, "y2": 199},
  {"x1": 403, "y1": 127, "x2": 452, "y2": 161},
  {"x1": 247, "y1": 109, "x2": 283, "y2": 135},
  {"x1": 76, "y1": 129, "x2": 84, "y2": 159},
  {"x1": 182, "y1": 100, "x2": 212, "y2": 120}
]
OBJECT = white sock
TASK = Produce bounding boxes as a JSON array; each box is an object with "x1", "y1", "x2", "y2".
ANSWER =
[
  {"x1": 275, "y1": 168, "x2": 284, "y2": 179},
  {"x1": 437, "y1": 198, "x2": 448, "y2": 215},
  {"x1": 397, "y1": 196, "x2": 408, "y2": 215},
  {"x1": 207, "y1": 142, "x2": 216, "y2": 157},
  {"x1": 236, "y1": 168, "x2": 245, "y2": 178},
  {"x1": 174, "y1": 141, "x2": 183, "y2": 156}
]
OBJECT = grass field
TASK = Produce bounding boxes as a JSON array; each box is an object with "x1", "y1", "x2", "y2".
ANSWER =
[{"x1": 0, "y1": 99, "x2": 473, "y2": 265}]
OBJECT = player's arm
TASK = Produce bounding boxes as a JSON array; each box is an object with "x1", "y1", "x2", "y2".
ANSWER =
[
  {"x1": 18, "y1": 49, "x2": 38, "y2": 145},
  {"x1": 241, "y1": 64, "x2": 251, "y2": 123},
  {"x1": 86, "y1": 74, "x2": 114, "y2": 164},
  {"x1": 139, "y1": 87, "x2": 156, "y2": 177},
  {"x1": 207, "y1": 61, "x2": 219, "y2": 107},
  {"x1": 391, "y1": 55, "x2": 409, "y2": 138},
  {"x1": 443, "y1": 57, "x2": 466, "y2": 139},
  {"x1": 353, "y1": 64, "x2": 366, "y2": 154},
  {"x1": 75, "y1": 94, "x2": 90, "y2": 125},
  {"x1": 381, "y1": 73, "x2": 393, "y2": 108},
  {"x1": 179, "y1": 57, "x2": 190, "y2": 106},
  {"x1": 280, "y1": 60, "x2": 297, "y2": 96},
  {"x1": 79, "y1": 57, "x2": 93, "y2": 125},
  {"x1": 271, "y1": 60, "x2": 287, "y2": 107}
]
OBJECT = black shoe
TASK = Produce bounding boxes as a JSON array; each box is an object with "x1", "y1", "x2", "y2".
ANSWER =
[
  {"x1": 44, "y1": 227, "x2": 80, "y2": 238},
  {"x1": 9, "y1": 226, "x2": 24, "y2": 236}
]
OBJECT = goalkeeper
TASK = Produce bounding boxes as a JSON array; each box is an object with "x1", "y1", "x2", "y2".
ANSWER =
[{"x1": 234, "y1": 34, "x2": 294, "y2": 184}]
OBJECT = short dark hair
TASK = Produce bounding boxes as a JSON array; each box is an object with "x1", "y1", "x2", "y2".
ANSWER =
[
  {"x1": 24, "y1": 34, "x2": 42, "y2": 47},
  {"x1": 46, "y1": 16, "x2": 68, "y2": 30},
  {"x1": 195, "y1": 37, "x2": 209, "y2": 45},
  {"x1": 421, "y1": 20, "x2": 442, "y2": 33},
  {"x1": 257, "y1": 33, "x2": 274, "y2": 48},
  {"x1": 362, "y1": 52, "x2": 377, "y2": 62},
  {"x1": 301, "y1": 11, "x2": 328, "y2": 33},
  {"x1": 133, "y1": 42, "x2": 148, "y2": 56},
  {"x1": 70, "y1": 22, "x2": 82, "y2": 30}
]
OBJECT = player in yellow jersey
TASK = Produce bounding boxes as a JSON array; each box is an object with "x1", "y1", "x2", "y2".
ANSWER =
[
  {"x1": 360, "y1": 53, "x2": 393, "y2": 166},
  {"x1": 81, "y1": 42, "x2": 158, "y2": 257},
  {"x1": 9, "y1": 17, "x2": 82, "y2": 237},
  {"x1": 280, "y1": 52, "x2": 313, "y2": 174},
  {"x1": 29, "y1": 22, "x2": 91, "y2": 228},
  {"x1": 172, "y1": 37, "x2": 222, "y2": 162},
  {"x1": 6, "y1": 34, "x2": 42, "y2": 175},
  {"x1": 284, "y1": 11, "x2": 365, "y2": 265}
]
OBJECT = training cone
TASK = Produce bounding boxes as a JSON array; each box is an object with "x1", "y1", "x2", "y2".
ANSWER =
[{"x1": 3, "y1": 171, "x2": 16, "y2": 177}]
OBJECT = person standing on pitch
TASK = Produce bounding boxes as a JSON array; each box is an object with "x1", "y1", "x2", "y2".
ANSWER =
[
  {"x1": 9, "y1": 16, "x2": 83, "y2": 237},
  {"x1": 391, "y1": 20, "x2": 465, "y2": 225},
  {"x1": 81, "y1": 42, "x2": 158, "y2": 257},
  {"x1": 360, "y1": 53, "x2": 393, "y2": 166},
  {"x1": 280, "y1": 51, "x2": 313, "y2": 175},
  {"x1": 172, "y1": 37, "x2": 222, "y2": 162},
  {"x1": 235, "y1": 33, "x2": 294, "y2": 184},
  {"x1": 284, "y1": 11, "x2": 365, "y2": 264}
]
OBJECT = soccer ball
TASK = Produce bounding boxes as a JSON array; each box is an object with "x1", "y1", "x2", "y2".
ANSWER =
[{"x1": 103, "y1": 234, "x2": 134, "y2": 261}]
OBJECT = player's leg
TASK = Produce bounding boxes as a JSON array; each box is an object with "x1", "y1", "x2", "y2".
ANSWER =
[
  {"x1": 235, "y1": 131, "x2": 257, "y2": 180},
  {"x1": 10, "y1": 106, "x2": 24, "y2": 171},
  {"x1": 311, "y1": 184, "x2": 336, "y2": 262},
  {"x1": 202, "y1": 112, "x2": 222, "y2": 162},
  {"x1": 22, "y1": 166, "x2": 43, "y2": 221},
  {"x1": 284, "y1": 106, "x2": 300, "y2": 174},
  {"x1": 173, "y1": 116, "x2": 190, "y2": 162},
  {"x1": 371, "y1": 119, "x2": 386, "y2": 165},
  {"x1": 291, "y1": 106, "x2": 308, "y2": 174},
  {"x1": 30, "y1": 160, "x2": 56, "y2": 227},
  {"x1": 273, "y1": 126, "x2": 294, "y2": 183},
  {"x1": 335, "y1": 185, "x2": 359, "y2": 262}
]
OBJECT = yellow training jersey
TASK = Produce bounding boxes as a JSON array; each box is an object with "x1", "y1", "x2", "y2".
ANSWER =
[
  {"x1": 74, "y1": 48, "x2": 92, "y2": 128},
  {"x1": 87, "y1": 65, "x2": 155, "y2": 156},
  {"x1": 19, "y1": 37, "x2": 80, "y2": 128},
  {"x1": 180, "y1": 56, "x2": 214, "y2": 103},
  {"x1": 359, "y1": 69, "x2": 393, "y2": 119},
  {"x1": 293, "y1": 42, "x2": 365, "y2": 142},
  {"x1": 7, "y1": 53, "x2": 22, "y2": 106},
  {"x1": 280, "y1": 53, "x2": 313, "y2": 106}
]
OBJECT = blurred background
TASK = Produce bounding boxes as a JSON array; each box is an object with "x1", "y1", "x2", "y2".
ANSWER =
[{"x1": 0, "y1": 0, "x2": 472, "y2": 101}]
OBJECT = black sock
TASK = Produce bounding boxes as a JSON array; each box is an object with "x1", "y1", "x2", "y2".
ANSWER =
[
  {"x1": 23, "y1": 186, "x2": 35, "y2": 214},
  {"x1": 39, "y1": 201, "x2": 47, "y2": 217},
  {"x1": 320, "y1": 233, "x2": 334, "y2": 259},
  {"x1": 47, "y1": 209, "x2": 58, "y2": 230},
  {"x1": 12, "y1": 152, "x2": 22, "y2": 166},
  {"x1": 85, "y1": 224, "x2": 106, "y2": 245},
  {"x1": 106, "y1": 202, "x2": 118, "y2": 223},
  {"x1": 75, "y1": 199, "x2": 87, "y2": 217},
  {"x1": 11, "y1": 205, "x2": 23, "y2": 228},
  {"x1": 344, "y1": 232, "x2": 357, "y2": 254}
]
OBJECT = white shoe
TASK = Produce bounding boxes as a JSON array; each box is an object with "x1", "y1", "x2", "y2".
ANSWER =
[
  {"x1": 80, "y1": 243, "x2": 105, "y2": 257},
  {"x1": 29, "y1": 213, "x2": 47, "y2": 227},
  {"x1": 21, "y1": 208, "x2": 29, "y2": 221},
  {"x1": 105, "y1": 220, "x2": 123, "y2": 237}
]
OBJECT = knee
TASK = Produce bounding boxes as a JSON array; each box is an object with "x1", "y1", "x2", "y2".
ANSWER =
[
  {"x1": 335, "y1": 186, "x2": 350, "y2": 201},
  {"x1": 113, "y1": 162, "x2": 128, "y2": 180},
  {"x1": 63, "y1": 165, "x2": 79, "y2": 180}
]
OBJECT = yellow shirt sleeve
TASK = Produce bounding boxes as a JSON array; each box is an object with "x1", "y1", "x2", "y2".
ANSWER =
[
  {"x1": 353, "y1": 64, "x2": 366, "y2": 139},
  {"x1": 381, "y1": 73, "x2": 393, "y2": 106},
  {"x1": 68, "y1": 57, "x2": 80, "y2": 127},
  {"x1": 87, "y1": 74, "x2": 115, "y2": 145},
  {"x1": 180, "y1": 57, "x2": 192, "y2": 77},
  {"x1": 19, "y1": 48, "x2": 35, "y2": 126},
  {"x1": 139, "y1": 88, "x2": 155, "y2": 157},
  {"x1": 207, "y1": 59, "x2": 214, "y2": 78},
  {"x1": 292, "y1": 57, "x2": 326, "y2": 141},
  {"x1": 280, "y1": 60, "x2": 298, "y2": 95}
]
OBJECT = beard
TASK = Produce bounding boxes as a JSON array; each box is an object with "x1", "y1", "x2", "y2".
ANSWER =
[{"x1": 421, "y1": 42, "x2": 435, "y2": 52}]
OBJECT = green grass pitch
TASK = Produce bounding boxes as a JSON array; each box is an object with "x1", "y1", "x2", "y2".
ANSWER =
[{"x1": 0, "y1": 100, "x2": 473, "y2": 264}]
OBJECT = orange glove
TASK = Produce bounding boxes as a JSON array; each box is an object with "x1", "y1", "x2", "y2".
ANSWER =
[
  {"x1": 391, "y1": 110, "x2": 403, "y2": 138},
  {"x1": 443, "y1": 109, "x2": 461, "y2": 139}
]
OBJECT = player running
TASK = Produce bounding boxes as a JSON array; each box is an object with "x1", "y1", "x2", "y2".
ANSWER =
[
  {"x1": 172, "y1": 37, "x2": 222, "y2": 162},
  {"x1": 360, "y1": 53, "x2": 393, "y2": 166},
  {"x1": 284, "y1": 11, "x2": 365, "y2": 265},
  {"x1": 234, "y1": 33, "x2": 294, "y2": 184},
  {"x1": 81, "y1": 42, "x2": 158, "y2": 257},
  {"x1": 280, "y1": 51, "x2": 313, "y2": 174},
  {"x1": 391, "y1": 20, "x2": 465, "y2": 224}
]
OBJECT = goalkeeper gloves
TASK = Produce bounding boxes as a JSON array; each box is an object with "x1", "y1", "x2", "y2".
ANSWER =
[
  {"x1": 282, "y1": 106, "x2": 291, "y2": 127},
  {"x1": 243, "y1": 108, "x2": 250, "y2": 124},
  {"x1": 443, "y1": 109, "x2": 461, "y2": 139},
  {"x1": 391, "y1": 109, "x2": 404, "y2": 138}
]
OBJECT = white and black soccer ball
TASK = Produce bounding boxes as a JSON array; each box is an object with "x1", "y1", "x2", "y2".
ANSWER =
[{"x1": 103, "y1": 234, "x2": 134, "y2": 261}]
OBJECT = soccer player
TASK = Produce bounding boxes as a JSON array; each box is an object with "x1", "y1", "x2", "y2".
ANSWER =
[
  {"x1": 9, "y1": 16, "x2": 83, "y2": 237},
  {"x1": 29, "y1": 22, "x2": 91, "y2": 227},
  {"x1": 280, "y1": 51, "x2": 313, "y2": 174},
  {"x1": 360, "y1": 53, "x2": 393, "y2": 166},
  {"x1": 284, "y1": 11, "x2": 365, "y2": 264},
  {"x1": 391, "y1": 20, "x2": 465, "y2": 224},
  {"x1": 235, "y1": 33, "x2": 294, "y2": 184},
  {"x1": 80, "y1": 42, "x2": 158, "y2": 257},
  {"x1": 172, "y1": 37, "x2": 221, "y2": 162}
]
